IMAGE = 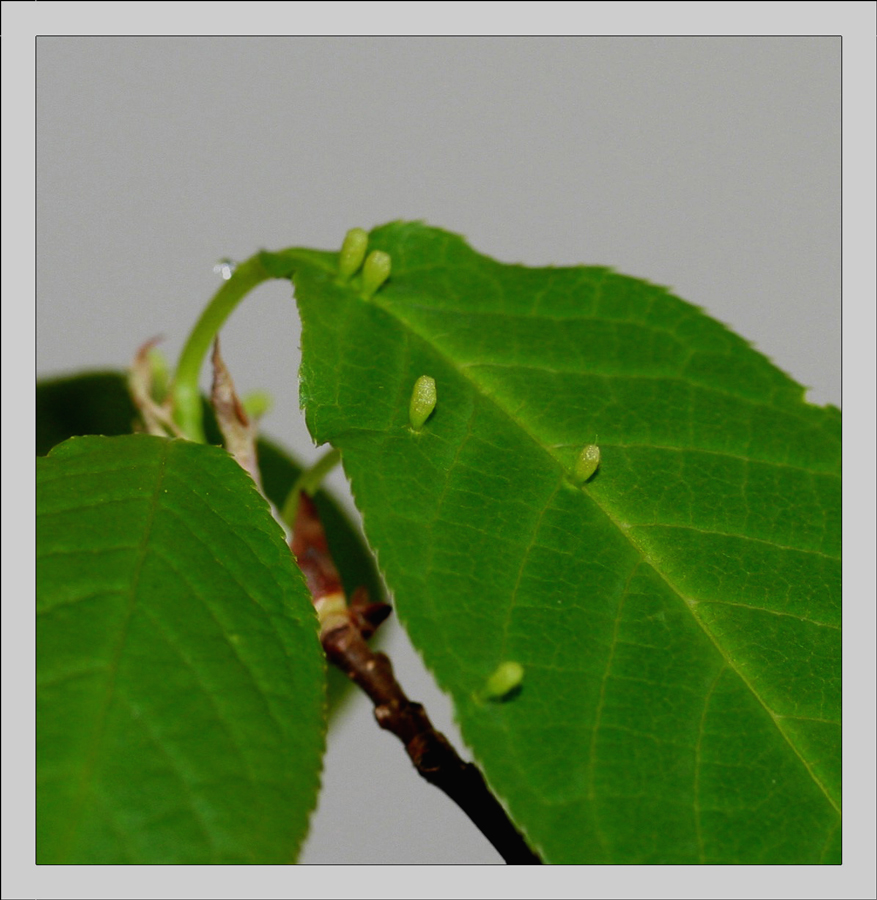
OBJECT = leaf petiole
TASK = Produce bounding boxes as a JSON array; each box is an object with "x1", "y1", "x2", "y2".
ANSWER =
[
  {"x1": 171, "y1": 255, "x2": 273, "y2": 442},
  {"x1": 281, "y1": 447, "x2": 342, "y2": 527}
]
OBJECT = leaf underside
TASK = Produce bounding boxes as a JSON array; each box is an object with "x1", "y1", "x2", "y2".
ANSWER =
[
  {"x1": 269, "y1": 221, "x2": 840, "y2": 864},
  {"x1": 37, "y1": 435, "x2": 326, "y2": 863}
]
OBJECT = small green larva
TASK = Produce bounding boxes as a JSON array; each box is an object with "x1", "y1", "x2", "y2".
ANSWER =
[
  {"x1": 337, "y1": 227, "x2": 368, "y2": 280},
  {"x1": 574, "y1": 443, "x2": 601, "y2": 484},
  {"x1": 481, "y1": 661, "x2": 524, "y2": 701},
  {"x1": 361, "y1": 250, "x2": 391, "y2": 298},
  {"x1": 409, "y1": 375, "x2": 437, "y2": 430}
]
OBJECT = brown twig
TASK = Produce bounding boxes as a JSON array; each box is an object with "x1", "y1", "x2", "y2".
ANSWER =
[{"x1": 290, "y1": 491, "x2": 541, "y2": 865}]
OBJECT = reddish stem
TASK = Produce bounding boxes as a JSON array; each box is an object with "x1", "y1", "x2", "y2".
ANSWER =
[{"x1": 289, "y1": 491, "x2": 540, "y2": 864}]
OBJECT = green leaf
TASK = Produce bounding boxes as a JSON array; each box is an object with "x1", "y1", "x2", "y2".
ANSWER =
[
  {"x1": 36, "y1": 371, "x2": 140, "y2": 456},
  {"x1": 36, "y1": 370, "x2": 389, "y2": 717},
  {"x1": 278, "y1": 221, "x2": 840, "y2": 864},
  {"x1": 36, "y1": 373, "x2": 383, "y2": 600},
  {"x1": 37, "y1": 435, "x2": 325, "y2": 863}
]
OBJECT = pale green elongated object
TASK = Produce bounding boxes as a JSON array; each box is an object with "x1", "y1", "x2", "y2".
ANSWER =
[
  {"x1": 481, "y1": 661, "x2": 524, "y2": 701},
  {"x1": 409, "y1": 375, "x2": 437, "y2": 430},
  {"x1": 361, "y1": 250, "x2": 391, "y2": 299},
  {"x1": 338, "y1": 227, "x2": 368, "y2": 280},
  {"x1": 279, "y1": 447, "x2": 342, "y2": 528},
  {"x1": 573, "y1": 444, "x2": 601, "y2": 483}
]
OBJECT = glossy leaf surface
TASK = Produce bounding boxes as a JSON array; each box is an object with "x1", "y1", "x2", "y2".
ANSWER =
[
  {"x1": 37, "y1": 435, "x2": 325, "y2": 862},
  {"x1": 271, "y1": 222, "x2": 841, "y2": 863}
]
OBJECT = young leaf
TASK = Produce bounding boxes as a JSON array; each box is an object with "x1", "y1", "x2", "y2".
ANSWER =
[
  {"x1": 275, "y1": 222, "x2": 840, "y2": 864},
  {"x1": 37, "y1": 435, "x2": 326, "y2": 863}
]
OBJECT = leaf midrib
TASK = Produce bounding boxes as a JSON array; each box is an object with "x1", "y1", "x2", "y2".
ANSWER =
[
  {"x1": 52, "y1": 442, "x2": 172, "y2": 860},
  {"x1": 365, "y1": 280, "x2": 839, "y2": 815}
]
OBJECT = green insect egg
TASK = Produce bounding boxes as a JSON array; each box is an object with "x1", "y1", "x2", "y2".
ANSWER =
[
  {"x1": 574, "y1": 444, "x2": 601, "y2": 484},
  {"x1": 337, "y1": 227, "x2": 368, "y2": 280},
  {"x1": 409, "y1": 375, "x2": 437, "y2": 430},
  {"x1": 482, "y1": 661, "x2": 524, "y2": 701},
  {"x1": 361, "y1": 250, "x2": 391, "y2": 298}
]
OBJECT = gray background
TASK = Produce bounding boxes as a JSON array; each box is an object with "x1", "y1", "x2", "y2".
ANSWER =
[{"x1": 36, "y1": 37, "x2": 841, "y2": 865}]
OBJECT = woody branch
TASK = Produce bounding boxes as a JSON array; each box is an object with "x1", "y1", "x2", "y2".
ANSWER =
[{"x1": 290, "y1": 490, "x2": 541, "y2": 865}]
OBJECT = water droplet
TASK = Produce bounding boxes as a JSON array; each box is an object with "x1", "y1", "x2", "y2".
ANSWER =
[{"x1": 213, "y1": 258, "x2": 236, "y2": 280}]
